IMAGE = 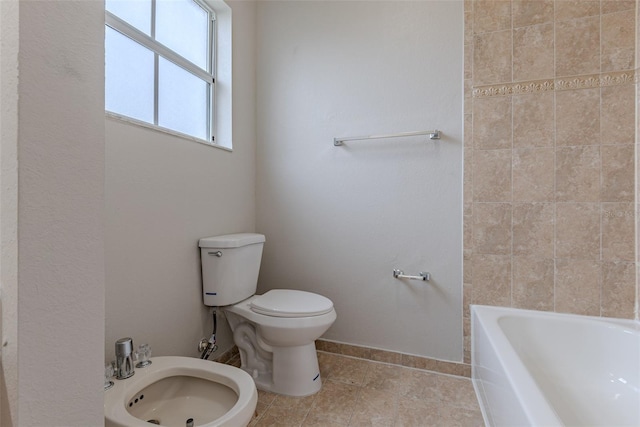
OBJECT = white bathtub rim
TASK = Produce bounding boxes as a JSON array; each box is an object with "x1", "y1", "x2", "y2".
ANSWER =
[
  {"x1": 471, "y1": 305, "x2": 640, "y2": 427},
  {"x1": 472, "y1": 305, "x2": 562, "y2": 426},
  {"x1": 472, "y1": 304, "x2": 639, "y2": 331}
]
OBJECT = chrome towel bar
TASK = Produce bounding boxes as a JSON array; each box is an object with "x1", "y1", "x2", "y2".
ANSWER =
[
  {"x1": 393, "y1": 269, "x2": 431, "y2": 282},
  {"x1": 334, "y1": 129, "x2": 440, "y2": 146}
]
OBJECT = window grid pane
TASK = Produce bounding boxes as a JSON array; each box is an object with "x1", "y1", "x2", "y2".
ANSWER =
[
  {"x1": 105, "y1": 0, "x2": 215, "y2": 143},
  {"x1": 158, "y1": 57, "x2": 209, "y2": 141},
  {"x1": 156, "y1": 0, "x2": 209, "y2": 71},
  {"x1": 106, "y1": 0, "x2": 152, "y2": 36},
  {"x1": 105, "y1": 27, "x2": 155, "y2": 124}
]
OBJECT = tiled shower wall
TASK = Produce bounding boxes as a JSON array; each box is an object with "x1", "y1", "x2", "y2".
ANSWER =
[{"x1": 464, "y1": 0, "x2": 638, "y2": 363}]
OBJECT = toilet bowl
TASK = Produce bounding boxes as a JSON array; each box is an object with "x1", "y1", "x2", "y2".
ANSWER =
[
  {"x1": 199, "y1": 233, "x2": 337, "y2": 397},
  {"x1": 224, "y1": 290, "x2": 337, "y2": 396}
]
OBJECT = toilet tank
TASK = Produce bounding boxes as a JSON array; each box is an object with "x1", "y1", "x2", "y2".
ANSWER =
[{"x1": 199, "y1": 233, "x2": 265, "y2": 307}]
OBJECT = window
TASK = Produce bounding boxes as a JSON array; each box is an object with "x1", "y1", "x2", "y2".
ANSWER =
[{"x1": 105, "y1": 0, "x2": 219, "y2": 145}]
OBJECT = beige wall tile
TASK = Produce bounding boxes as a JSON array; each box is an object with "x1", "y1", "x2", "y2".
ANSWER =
[
  {"x1": 513, "y1": 256, "x2": 554, "y2": 311},
  {"x1": 601, "y1": 261, "x2": 636, "y2": 318},
  {"x1": 513, "y1": 92, "x2": 554, "y2": 148},
  {"x1": 602, "y1": 10, "x2": 635, "y2": 72},
  {"x1": 556, "y1": 88, "x2": 600, "y2": 146},
  {"x1": 464, "y1": 11, "x2": 473, "y2": 46},
  {"x1": 464, "y1": 160, "x2": 473, "y2": 204},
  {"x1": 513, "y1": 147, "x2": 555, "y2": 202},
  {"x1": 464, "y1": 213, "x2": 473, "y2": 251},
  {"x1": 316, "y1": 340, "x2": 341, "y2": 354},
  {"x1": 472, "y1": 254, "x2": 512, "y2": 306},
  {"x1": 473, "y1": 149, "x2": 512, "y2": 202},
  {"x1": 556, "y1": 203, "x2": 600, "y2": 259},
  {"x1": 464, "y1": 256, "x2": 472, "y2": 283},
  {"x1": 473, "y1": 0, "x2": 511, "y2": 34},
  {"x1": 473, "y1": 30, "x2": 512, "y2": 85},
  {"x1": 464, "y1": 44, "x2": 473, "y2": 80},
  {"x1": 555, "y1": 258, "x2": 601, "y2": 315},
  {"x1": 473, "y1": 203, "x2": 512, "y2": 255},
  {"x1": 463, "y1": 317, "x2": 471, "y2": 363},
  {"x1": 602, "y1": 203, "x2": 635, "y2": 261},
  {"x1": 513, "y1": 203, "x2": 554, "y2": 257},
  {"x1": 370, "y1": 349, "x2": 402, "y2": 365},
  {"x1": 464, "y1": 0, "x2": 638, "y2": 322},
  {"x1": 601, "y1": 0, "x2": 636, "y2": 14},
  {"x1": 513, "y1": 0, "x2": 554, "y2": 27},
  {"x1": 601, "y1": 84, "x2": 635, "y2": 145},
  {"x1": 464, "y1": 202, "x2": 473, "y2": 217},
  {"x1": 555, "y1": 1, "x2": 600, "y2": 21},
  {"x1": 513, "y1": 23, "x2": 554, "y2": 82},
  {"x1": 473, "y1": 96, "x2": 512, "y2": 149},
  {"x1": 601, "y1": 144, "x2": 634, "y2": 202},
  {"x1": 555, "y1": 146, "x2": 600, "y2": 202},
  {"x1": 341, "y1": 343, "x2": 371, "y2": 359},
  {"x1": 555, "y1": 16, "x2": 600, "y2": 77},
  {"x1": 400, "y1": 354, "x2": 439, "y2": 372}
]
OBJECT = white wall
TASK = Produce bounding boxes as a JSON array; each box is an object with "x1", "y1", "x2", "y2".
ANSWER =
[
  {"x1": 256, "y1": 1, "x2": 464, "y2": 361},
  {"x1": 1, "y1": 1, "x2": 105, "y2": 425},
  {"x1": 105, "y1": 0, "x2": 257, "y2": 362},
  {"x1": 0, "y1": 1, "x2": 19, "y2": 423}
]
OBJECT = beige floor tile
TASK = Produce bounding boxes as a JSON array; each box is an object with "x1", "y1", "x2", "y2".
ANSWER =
[
  {"x1": 326, "y1": 356, "x2": 372, "y2": 386},
  {"x1": 439, "y1": 405, "x2": 485, "y2": 427},
  {"x1": 251, "y1": 401, "x2": 271, "y2": 425},
  {"x1": 302, "y1": 413, "x2": 349, "y2": 426},
  {"x1": 436, "y1": 376, "x2": 480, "y2": 411},
  {"x1": 257, "y1": 389, "x2": 278, "y2": 406},
  {"x1": 307, "y1": 380, "x2": 359, "y2": 425},
  {"x1": 397, "y1": 368, "x2": 439, "y2": 401},
  {"x1": 349, "y1": 387, "x2": 397, "y2": 426},
  {"x1": 394, "y1": 398, "x2": 441, "y2": 427},
  {"x1": 254, "y1": 405, "x2": 309, "y2": 427},
  {"x1": 317, "y1": 351, "x2": 340, "y2": 379},
  {"x1": 242, "y1": 353, "x2": 485, "y2": 427},
  {"x1": 271, "y1": 393, "x2": 316, "y2": 411},
  {"x1": 362, "y1": 363, "x2": 405, "y2": 392}
]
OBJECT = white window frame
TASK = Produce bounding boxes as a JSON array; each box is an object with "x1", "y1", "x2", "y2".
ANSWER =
[{"x1": 105, "y1": 0, "x2": 219, "y2": 146}]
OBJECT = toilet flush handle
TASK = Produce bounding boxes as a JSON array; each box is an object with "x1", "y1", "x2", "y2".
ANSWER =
[{"x1": 208, "y1": 251, "x2": 222, "y2": 257}]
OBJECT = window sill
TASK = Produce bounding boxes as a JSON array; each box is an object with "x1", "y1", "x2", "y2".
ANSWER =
[{"x1": 106, "y1": 112, "x2": 232, "y2": 152}]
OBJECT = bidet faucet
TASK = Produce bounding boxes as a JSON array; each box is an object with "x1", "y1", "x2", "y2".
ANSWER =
[{"x1": 115, "y1": 337, "x2": 135, "y2": 380}]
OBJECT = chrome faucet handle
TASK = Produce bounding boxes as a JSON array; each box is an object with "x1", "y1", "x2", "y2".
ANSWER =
[
  {"x1": 104, "y1": 364, "x2": 115, "y2": 390},
  {"x1": 115, "y1": 337, "x2": 135, "y2": 380},
  {"x1": 135, "y1": 343, "x2": 152, "y2": 368}
]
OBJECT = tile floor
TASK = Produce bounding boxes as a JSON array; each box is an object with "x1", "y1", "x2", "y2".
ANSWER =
[{"x1": 246, "y1": 351, "x2": 485, "y2": 427}]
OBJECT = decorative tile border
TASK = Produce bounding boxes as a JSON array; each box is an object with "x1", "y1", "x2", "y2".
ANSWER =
[{"x1": 473, "y1": 69, "x2": 638, "y2": 98}]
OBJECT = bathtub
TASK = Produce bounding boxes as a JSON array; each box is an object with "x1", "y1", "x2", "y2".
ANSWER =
[{"x1": 471, "y1": 305, "x2": 640, "y2": 427}]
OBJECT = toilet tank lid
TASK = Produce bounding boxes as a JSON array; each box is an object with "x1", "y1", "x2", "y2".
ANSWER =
[{"x1": 199, "y1": 233, "x2": 265, "y2": 248}]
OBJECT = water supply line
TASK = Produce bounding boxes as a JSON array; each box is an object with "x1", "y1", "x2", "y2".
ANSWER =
[{"x1": 199, "y1": 308, "x2": 218, "y2": 360}]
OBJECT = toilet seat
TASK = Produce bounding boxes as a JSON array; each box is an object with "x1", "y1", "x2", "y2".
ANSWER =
[{"x1": 250, "y1": 289, "x2": 334, "y2": 318}]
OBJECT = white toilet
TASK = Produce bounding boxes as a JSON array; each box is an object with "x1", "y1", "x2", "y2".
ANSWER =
[{"x1": 199, "y1": 233, "x2": 337, "y2": 397}]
